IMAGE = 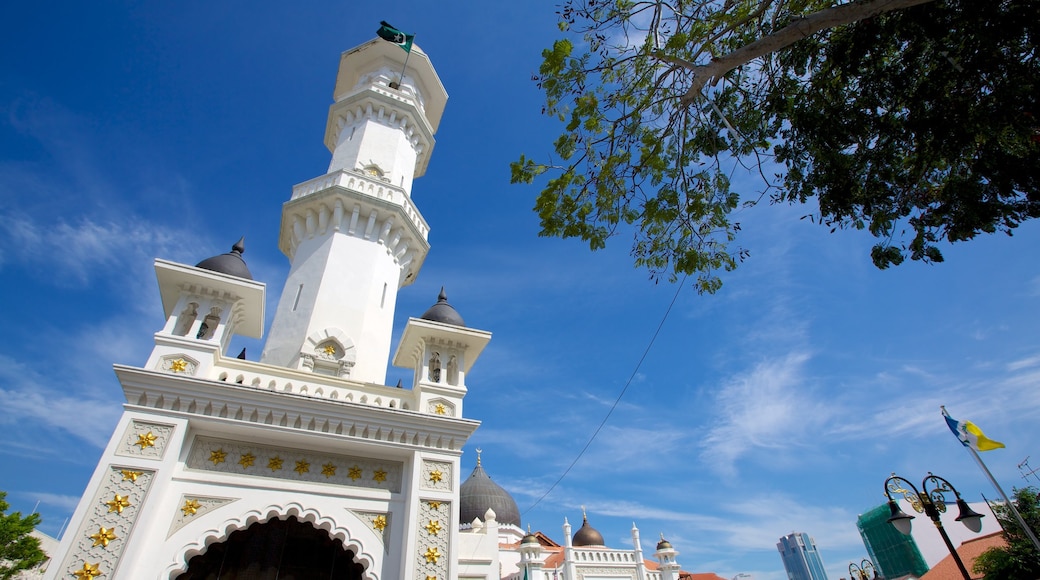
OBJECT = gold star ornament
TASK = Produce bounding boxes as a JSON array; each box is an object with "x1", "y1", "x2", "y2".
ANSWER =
[
  {"x1": 294, "y1": 460, "x2": 310, "y2": 475},
  {"x1": 120, "y1": 470, "x2": 142, "y2": 482},
  {"x1": 209, "y1": 449, "x2": 227, "y2": 464},
  {"x1": 372, "y1": 515, "x2": 387, "y2": 531},
  {"x1": 424, "y1": 546, "x2": 441, "y2": 564},
  {"x1": 73, "y1": 562, "x2": 101, "y2": 579},
  {"x1": 170, "y1": 358, "x2": 188, "y2": 372},
  {"x1": 434, "y1": 403, "x2": 446, "y2": 415},
  {"x1": 181, "y1": 499, "x2": 202, "y2": 516},
  {"x1": 322, "y1": 344, "x2": 337, "y2": 355},
  {"x1": 89, "y1": 527, "x2": 117, "y2": 548},
  {"x1": 427, "y1": 500, "x2": 441, "y2": 510},
  {"x1": 429, "y1": 469, "x2": 443, "y2": 483},
  {"x1": 238, "y1": 453, "x2": 256, "y2": 468},
  {"x1": 425, "y1": 519, "x2": 441, "y2": 535},
  {"x1": 105, "y1": 494, "x2": 131, "y2": 514},
  {"x1": 348, "y1": 466, "x2": 362, "y2": 480},
  {"x1": 268, "y1": 456, "x2": 283, "y2": 471},
  {"x1": 321, "y1": 463, "x2": 337, "y2": 478},
  {"x1": 135, "y1": 431, "x2": 157, "y2": 449},
  {"x1": 373, "y1": 469, "x2": 387, "y2": 483}
]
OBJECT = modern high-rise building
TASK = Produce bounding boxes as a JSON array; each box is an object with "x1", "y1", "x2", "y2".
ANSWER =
[
  {"x1": 858, "y1": 502, "x2": 929, "y2": 579},
  {"x1": 777, "y1": 532, "x2": 829, "y2": 580}
]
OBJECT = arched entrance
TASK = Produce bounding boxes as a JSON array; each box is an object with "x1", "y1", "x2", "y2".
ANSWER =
[{"x1": 176, "y1": 516, "x2": 366, "y2": 580}]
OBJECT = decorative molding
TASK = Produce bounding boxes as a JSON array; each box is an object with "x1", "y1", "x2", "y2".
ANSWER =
[
  {"x1": 117, "y1": 366, "x2": 478, "y2": 454},
  {"x1": 577, "y1": 567, "x2": 638, "y2": 580},
  {"x1": 415, "y1": 499, "x2": 450, "y2": 580},
  {"x1": 168, "y1": 495, "x2": 237, "y2": 537},
  {"x1": 427, "y1": 399, "x2": 455, "y2": 417},
  {"x1": 185, "y1": 436, "x2": 403, "y2": 493},
  {"x1": 162, "y1": 502, "x2": 380, "y2": 580},
  {"x1": 158, "y1": 354, "x2": 199, "y2": 376},
  {"x1": 420, "y1": 460, "x2": 452, "y2": 492},
  {"x1": 58, "y1": 466, "x2": 155, "y2": 579},
  {"x1": 351, "y1": 510, "x2": 391, "y2": 552},
  {"x1": 115, "y1": 421, "x2": 176, "y2": 460}
]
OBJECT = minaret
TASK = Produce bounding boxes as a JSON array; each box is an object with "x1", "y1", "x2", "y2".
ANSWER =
[
  {"x1": 260, "y1": 39, "x2": 447, "y2": 384},
  {"x1": 43, "y1": 39, "x2": 481, "y2": 580},
  {"x1": 654, "y1": 534, "x2": 682, "y2": 580}
]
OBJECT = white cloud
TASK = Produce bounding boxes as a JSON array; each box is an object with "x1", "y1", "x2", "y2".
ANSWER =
[{"x1": 700, "y1": 352, "x2": 826, "y2": 475}]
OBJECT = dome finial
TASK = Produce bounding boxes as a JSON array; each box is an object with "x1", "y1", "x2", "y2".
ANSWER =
[
  {"x1": 196, "y1": 237, "x2": 253, "y2": 280},
  {"x1": 420, "y1": 286, "x2": 465, "y2": 326},
  {"x1": 476, "y1": 447, "x2": 482, "y2": 466},
  {"x1": 581, "y1": 505, "x2": 587, "y2": 522}
]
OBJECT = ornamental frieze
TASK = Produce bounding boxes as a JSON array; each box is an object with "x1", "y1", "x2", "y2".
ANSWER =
[{"x1": 185, "y1": 436, "x2": 403, "y2": 493}]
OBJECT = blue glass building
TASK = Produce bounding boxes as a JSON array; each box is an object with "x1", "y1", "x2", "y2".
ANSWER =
[{"x1": 777, "y1": 532, "x2": 829, "y2": 580}]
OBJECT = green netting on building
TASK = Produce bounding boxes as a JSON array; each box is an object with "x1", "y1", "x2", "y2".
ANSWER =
[{"x1": 858, "y1": 503, "x2": 929, "y2": 578}]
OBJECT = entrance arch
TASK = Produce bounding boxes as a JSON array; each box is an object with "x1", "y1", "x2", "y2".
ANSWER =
[{"x1": 176, "y1": 516, "x2": 366, "y2": 580}]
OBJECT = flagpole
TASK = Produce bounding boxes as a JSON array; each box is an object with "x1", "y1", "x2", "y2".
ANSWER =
[
  {"x1": 396, "y1": 35, "x2": 414, "y2": 88},
  {"x1": 967, "y1": 445, "x2": 1040, "y2": 554}
]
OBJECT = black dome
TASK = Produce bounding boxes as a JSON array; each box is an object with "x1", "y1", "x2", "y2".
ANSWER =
[
  {"x1": 420, "y1": 287, "x2": 465, "y2": 326},
  {"x1": 459, "y1": 457, "x2": 520, "y2": 527},
  {"x1": 196, "y1": 237, "x2": 253, "y2": 280},
  {"x1": 572, "y1": 514, "x2": 604, "y2": 547}
]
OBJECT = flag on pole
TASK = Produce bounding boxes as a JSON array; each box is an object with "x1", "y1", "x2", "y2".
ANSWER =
[
  {"x1": 377, "y1": 21, "x2": 414, "y2": 53},
  {"x1": 943, "y1": 407, "x2": 1005, "y2": 451}
]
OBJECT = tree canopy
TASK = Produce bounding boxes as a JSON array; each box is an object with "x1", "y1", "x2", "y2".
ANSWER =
[
  {"x1": 973, "y1": 486, "x2": 1040, "y2": 580},
  {"x1": 512, "y1": 0, "x2": 1040, "y2": 292},
  {"x1": 0, "y1": 491, "x2": 46, "y2": 580}
]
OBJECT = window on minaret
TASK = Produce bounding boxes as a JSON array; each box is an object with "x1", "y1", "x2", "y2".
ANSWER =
[
  {"x1": 196, "y1": 308, "x2": 221, "y2": 340},
  {"x1": 174, "y1": 302, "x2": 198, "y2": 336},
  {"x1": 429, "y1": 352, "x2": 441, "y2": 383}
]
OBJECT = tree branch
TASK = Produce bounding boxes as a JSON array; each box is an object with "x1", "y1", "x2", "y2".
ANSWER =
[{"x1": 679, "y1": 0, "x2": 938, "y2": 105}]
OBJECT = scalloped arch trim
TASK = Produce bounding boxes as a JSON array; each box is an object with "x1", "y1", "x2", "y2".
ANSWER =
[{"x1": 162, "y1": 502, "x2": 379, "y2": 580}]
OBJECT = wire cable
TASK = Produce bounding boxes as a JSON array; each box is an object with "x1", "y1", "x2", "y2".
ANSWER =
[{"x1": 522, "y1": 274, "x2": 689, "y2": 515}]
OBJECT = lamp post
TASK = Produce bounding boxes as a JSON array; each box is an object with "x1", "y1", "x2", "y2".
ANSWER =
[
  {"x1": 848, "y1": 559, "x2": 877, "y2": 580},
  {"x1": 884, "y1": 473, "x2": 985, "y2": 580}
]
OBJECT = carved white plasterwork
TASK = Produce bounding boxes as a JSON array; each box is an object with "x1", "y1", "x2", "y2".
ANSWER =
[
  {"x1": 351, "y1": 510, "x2": 391, "y2": 552},
  {"x1": 168, "y1": 495, "x2": 237, "y2": 537},
  {"x1": 162, "y1": 502, "x2": 381, "y2": 580},
  {"x1": 58, "y1": 466, "x2": 155, "y2": 580},
  {"x1": 415, "y1": 499, "x2": 450, "y2": 580},
  {"x1": 427, "y1": 398, "x2": 455, "y2": 417},
  {"x1": 578, "y1": 568, "x2": 637, "y2": 580},
  {"x1": 420, "y1": 460, "x2": 452, "y2": 492},
  {"x1": 578, "y1": 569, "x2": 632, "y2": 577},
  {"x1": 185, "y1": 436, "x2": 403, "y2": 493},
  {"x1": 115, "y1": 420, "x2": 176, "y2": 459},
  {"x1": 158, "y1": 354, "x2": 199, "y2": 376}
]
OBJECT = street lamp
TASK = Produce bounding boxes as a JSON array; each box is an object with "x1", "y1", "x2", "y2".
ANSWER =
[
  {"x1": 848, "y1": 559, "x2": 877, "y2": 580},
  {"x1": 884, "y1": 472, "x2": 985, "y2": 580}
]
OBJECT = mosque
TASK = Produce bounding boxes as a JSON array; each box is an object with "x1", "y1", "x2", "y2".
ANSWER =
[{"x1": 40, "y1": 37, "x2": 725, "y2": 580}]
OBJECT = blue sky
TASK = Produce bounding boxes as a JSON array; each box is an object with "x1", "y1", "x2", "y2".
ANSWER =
[{"x1": 2, "y1": 2, "x2": 1039, "y2": 579}]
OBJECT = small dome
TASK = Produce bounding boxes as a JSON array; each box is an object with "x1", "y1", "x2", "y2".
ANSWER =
[
  {"x1": 656, "y1": 537, "x2": 673, "y2": 551},
  {"x1": 420, "y1": 287, "x2": 465, "y2": 326},
  {"x1": 196, "y1": 237, "x2": 253, "y2": 280},
  {"x1": 572, "y1": 514, "x2": 605, "y2": 547},
  {"x1": 459, "y1": 454, "x2": 520, "y2": 527},
  {"x1": 522, "y1": 529, "x2": 539, "y2": 545}
]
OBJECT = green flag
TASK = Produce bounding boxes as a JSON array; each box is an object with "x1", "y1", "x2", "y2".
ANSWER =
[{"x1": 377, "y1": 21, "x2": 414, "y2": 53}]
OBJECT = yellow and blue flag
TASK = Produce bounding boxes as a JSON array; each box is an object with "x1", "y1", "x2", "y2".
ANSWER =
[{"x1": 943, "y1": 407, "x2": 1005, "y2": 452}]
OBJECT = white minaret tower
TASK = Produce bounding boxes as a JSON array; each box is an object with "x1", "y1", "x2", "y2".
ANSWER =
[
  {"x1": 654, "y1": 534, "x2": 682, "y2": 580},
  {"x1": 261, "y1": 39, "x2": 447, "y2": 384}
]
